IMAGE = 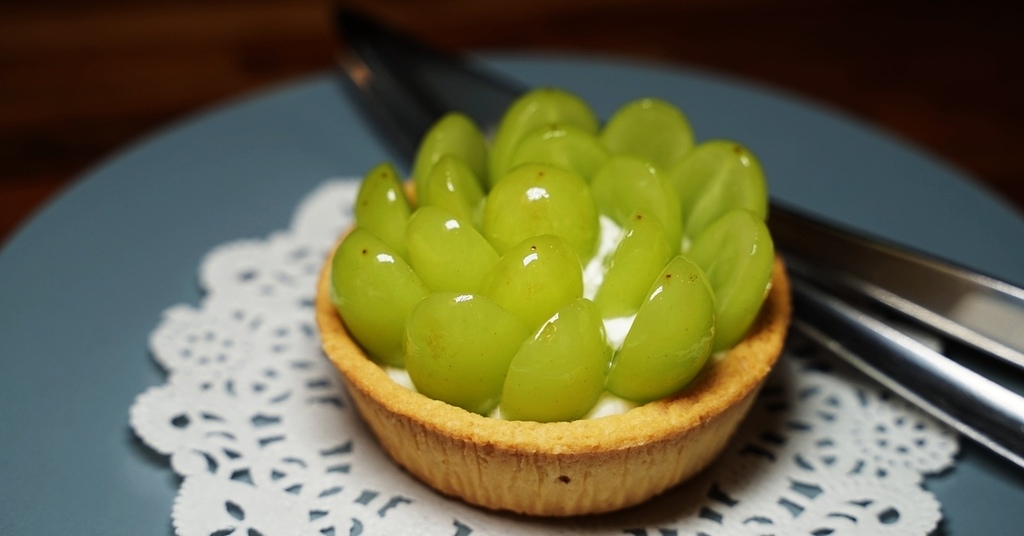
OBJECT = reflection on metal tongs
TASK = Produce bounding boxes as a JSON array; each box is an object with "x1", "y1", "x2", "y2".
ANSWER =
[{"x1": 331, "y1": 8, "x2": 1024, "y2": 468}]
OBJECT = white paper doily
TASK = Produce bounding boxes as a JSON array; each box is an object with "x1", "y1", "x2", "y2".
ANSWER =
[{"x1": 130, "y1": 178, "x2": 959, "y2": 535}]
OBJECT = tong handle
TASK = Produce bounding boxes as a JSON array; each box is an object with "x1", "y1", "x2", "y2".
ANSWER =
[
  {"x1": 791, "y1": 278, "x2": 1024, "y2": 469},
  {"x1": 770, "y1": 202, "x2": 1024, "y2": 372}
]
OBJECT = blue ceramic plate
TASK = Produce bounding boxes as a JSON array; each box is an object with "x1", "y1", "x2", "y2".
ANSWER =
[{"x1": 1, "y1": 55, "x2": 1022, "y2": 534}]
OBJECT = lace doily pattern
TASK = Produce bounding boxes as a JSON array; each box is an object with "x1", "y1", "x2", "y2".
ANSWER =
[{"x1": 130, "y1": 178, "x2": 958, "y2": 535}]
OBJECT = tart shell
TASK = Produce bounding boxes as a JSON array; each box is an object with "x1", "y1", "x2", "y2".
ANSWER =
[{"x1": 316, "y1": 253, "x2": 791, "y2": 516}]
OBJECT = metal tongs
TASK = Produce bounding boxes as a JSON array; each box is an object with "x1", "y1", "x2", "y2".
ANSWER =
[{"x1": 332, "y1": 8, "x2": 1024, "y2": 468}]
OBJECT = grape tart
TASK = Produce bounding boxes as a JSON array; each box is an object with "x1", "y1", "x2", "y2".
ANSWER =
[{"x1": 316, "y1": 89, "x2": 791, "y2": 516}]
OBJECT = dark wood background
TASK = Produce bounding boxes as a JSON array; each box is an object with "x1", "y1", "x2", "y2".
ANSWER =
[{"x1": 2, "y1": 0, "x2": 1022, "y2": 244}]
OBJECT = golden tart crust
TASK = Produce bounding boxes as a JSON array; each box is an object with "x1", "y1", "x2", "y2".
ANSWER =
[{"x1": 316, "y1": 254, "x2": 791, "y2": 516}]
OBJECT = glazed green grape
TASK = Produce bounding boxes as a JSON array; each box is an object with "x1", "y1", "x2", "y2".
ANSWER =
[
  {"x1": 354, "y1": 162, "x2": 411, "y2": 260},
  {"x1": 687, "y1": 209, "x2": 774, "y2": 351},
  {"x1": 669, "y1": 140, "x2": 768, "y2": 242},
  {"x1": 405, "y1": 206, "x2": 499, "y2": 294},
  {"x1": 500, "y1": 298, "x2": 611, "y2": 422},
  {"x1": 507, "y1": 123, "x2": 609, "y2": 182},
  {"x1": 419, "y1": 154, "x2": 485, "y2": 227},
  {"x1": 605, "y1": 256, "x2": 716, "y2": 403},
  {"x1": 593, "y1": 209, "x2": 674, "y2": 318},
  {"x1": 489, "y1": 87, "x2": 599, "y2": 186},
  {"x1": 482, "y1": 234, "x2": 584, "y2": 332},
  {"x1": 412, "y1": 112, "x2": 488, "y2": 195},
  {"x1": 330, "y1": 228, "x2": 429, "y2": 367},
  {"x1": 405, "y1": 292, "x2": 529, "y2": 415},
  {"x1": 482, "y1": 163, "x2": 599, "y2": 262},
  {"x1": 590, "y1": 155, "x2": 683, "y2": 254},
  {"x1": 600, "y1": 98, "x2": 695, "y2": 171}
]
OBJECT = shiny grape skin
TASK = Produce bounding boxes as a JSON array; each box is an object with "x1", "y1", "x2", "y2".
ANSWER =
[
  {"x1": 590, "y1": 155, "x2": 683, "y2": 255},
  {"x1": 412, "y1": 112, "x2": 489, "y2": 196},
  {"x1": 600, "y1": 97, "x2": 695, "y2": 171},
  {"x1": 687, "y1": 209, "x2": 774, "y2": 351},
  {"x1": 507, "y1": 122, "x2": 609, "y2": 183},
  {"x1": 593, "y1": 209, "x2": 674, "y2": 319},
  {"x1": 670, "y1": 140, "x2": 768, "y2": 242},
  {"x1": 500, "y1": 298, "x2": 611, "y2": 422},
  {"x1": 354, "y1": 162, "x2": 411, "y2": 261},
  {"x1": 482, "y1": 234, "x2": 585, "y2": 333},
  {"x1": 482, "y1": 163, "x2": 600, "y2": 262},
  {"x1": 330, "y1": 228, "x2": 429, "y2": 367},
  {"x1": 605, "y1": 255, "x2": 716, "y2": 403},
  {"x1": 405, "y1": 292, "x2": 529, "y2": 415},
  {"x1": 419, "y1": 154, "x2": 486, "y2": 228},
  {"x1": 405, "y1": 206, "x2": 499, "y2": 294},
  {"x1": 489, "y1": 87, "x2": 599, "y2": 186}
]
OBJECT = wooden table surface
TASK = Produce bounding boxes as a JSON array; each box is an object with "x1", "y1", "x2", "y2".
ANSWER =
[{"x1": 2, "y1": 0, "x2": 1022, "y2": 245}]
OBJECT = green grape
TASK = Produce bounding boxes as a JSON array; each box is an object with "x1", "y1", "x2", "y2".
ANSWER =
[
  {"x1": 330, "y1": 228, "x2": 429, "y2": 367},
  {"x1": 489, "y1": 87, "x2": 599, "y2": 187},
  {"x1": 507, "y1": 123, "x2": 609, "y2": 182},
  {"x1": 600, "y1": 98, "x2": 695, "y2": 171},
  {"x1": 605, "y1": 255, "x2": 716, "y2": 403},
  {"x1": 686, "y1": 209, "x2": 774, "y2": 351},
  {"x1": 419, "y1": 154, "x2": 485, "y2": 226},
  {"x1": 482, "y1": 234, "x2": 584, "y2": 332},
  {"x1": 482, "y1": 163, "x2": 599, "y2": 262},
  {"x1": 412, "y1": 112, "x2": 488, "y2": 195},
  {"x1": 500, "y1": 298, "x2": 611, "y2": 422},
  {"x1": 405, "y1": 206, "x2": 499, "y2": 294},
  {"x1": 593, "y1": 209, "x2": 674, "y2": 318},
  {"x1": 669, "y1": 140, "x2": 768, "y2": 242},
  {"x1": 405, "y1": 292, "x2": 529, "y2": 415},
  {"x1": 354, "y1": 162, "x2": 411, "y2": 260},
  {"x1": 590, "y1": 155, "x2": 683, "y2": 254}
]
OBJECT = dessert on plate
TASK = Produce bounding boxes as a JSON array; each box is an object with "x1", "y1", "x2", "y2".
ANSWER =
[{"x1": 316, "y1": 88, "x2": 791, "y2": 516}]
